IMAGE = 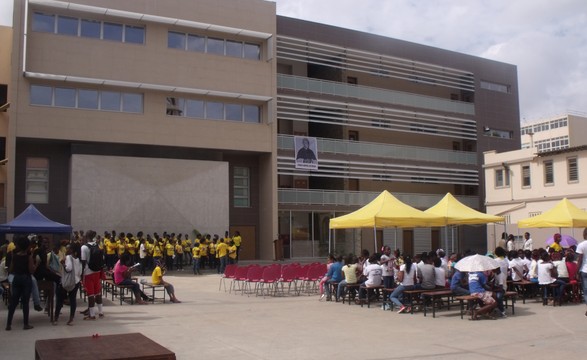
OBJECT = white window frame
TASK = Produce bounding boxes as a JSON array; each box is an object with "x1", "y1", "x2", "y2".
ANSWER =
[
  {"x1": 521, "y1": 165, "x2": 531, "y2": 188},
  {"x1": 233, "y1": 167, "x2": 250, "y2": 208},
  {"x1": 495, "y1": 168, "x2": 510, "y2": 188},
  {"x1": 25, "y1": 157, "x2": 49, "y2": 204}
]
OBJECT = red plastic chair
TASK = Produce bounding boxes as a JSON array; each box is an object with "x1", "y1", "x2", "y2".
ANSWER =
[
  {"x1": 219, "y1": 264, "x2": 238, "y2": 292},
  {"x1": 258, "y1": 265, "x2": 282, "y2": 298},
  {"x1": 277, "y1": 264, "x2": 300, "y2": 296},
  {"x1": 243, "y1": 265, "x2": 264, "y2": 296},
  {"x1": 230, "y1": 265, "x2": 251, "y2": 294}
]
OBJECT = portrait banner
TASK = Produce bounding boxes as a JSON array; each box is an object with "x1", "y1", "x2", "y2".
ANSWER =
[{"x1": 294, "y1": 136, "x2": 319, "y2": 170}]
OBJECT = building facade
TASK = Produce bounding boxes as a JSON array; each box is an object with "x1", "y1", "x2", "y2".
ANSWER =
[
  {"x1": 484, "y1": 146, "x2": 587, "y2": 249},
  {"x1": 2, "y1": 0, "x2": 521, "y2": 259},
  {"x1": 521, "y1": 113, "x2": 587, "y2": 153},
  {"x1": 275, "y1": 17, "x2": 520, "y2": 258}
]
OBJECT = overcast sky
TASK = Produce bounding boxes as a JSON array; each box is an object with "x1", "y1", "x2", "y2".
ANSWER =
[{"x1": 2, "y1": 0, "x2": 585, "y2": 123}]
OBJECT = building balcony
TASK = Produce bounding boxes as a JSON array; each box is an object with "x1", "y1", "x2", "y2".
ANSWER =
[
  {"x1": 278, "y1": 188, "x2": 479, "y2": 209},
  {"x1": 277, "y1": 74, "x2": 475, "y2": 116},
  {"x1": 278, "y1": 135, "x2": 477, "y2": 165}
]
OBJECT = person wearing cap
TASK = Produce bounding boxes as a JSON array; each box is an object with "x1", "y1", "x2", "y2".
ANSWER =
[{"x1": 550, "y1": 233, "x2": 563, "y2": 252}]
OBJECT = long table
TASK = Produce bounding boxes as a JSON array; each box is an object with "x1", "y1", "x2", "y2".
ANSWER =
[{"x1": 35, "y1": 332, "x2": 176, "y2": 360}]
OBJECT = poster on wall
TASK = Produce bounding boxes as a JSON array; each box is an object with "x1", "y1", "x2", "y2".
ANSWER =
[{"x1": 294, "y1": 136, "x2": 319, "y2": 170}]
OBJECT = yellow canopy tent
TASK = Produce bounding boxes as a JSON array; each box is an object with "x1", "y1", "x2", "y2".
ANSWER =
[
  {"x1": 424, "y1": 193, "x2": 504, "y2": 251},
  {"x1": 329, "y1": 190, "x2": 445, "y2": 252},
  {"x1": 518, "y1": 198, "x2": 587, "y2": 228}
]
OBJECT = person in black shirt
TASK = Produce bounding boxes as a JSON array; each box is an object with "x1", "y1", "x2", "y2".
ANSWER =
[{"x1": 6, "y1": 236, "x2": 37, "y2": 331}]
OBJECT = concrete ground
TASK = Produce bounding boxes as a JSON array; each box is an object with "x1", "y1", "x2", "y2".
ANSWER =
[{"x1": 2, "y1": 268, "x2": 587, "y2": 359}]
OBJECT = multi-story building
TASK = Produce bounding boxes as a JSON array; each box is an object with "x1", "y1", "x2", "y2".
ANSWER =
[
  {"x1": 520, "y1": 113, "x2": 587, "y2": 153},
  {"x1": 2, "y1": 0, "x2": 520, "y2": 259},
  {"x1": 4, "y1": 0, "x2": 277, "y2": 260},
  {"x1": 484, "y1": 146, "x2": 587, "y2": 249},
  {"x1": 275, "y1": 17, "x2": 520, "y2": 257}
]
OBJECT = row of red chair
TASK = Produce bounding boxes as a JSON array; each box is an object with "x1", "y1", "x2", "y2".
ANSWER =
[{"x1": 219, "y1": 263, "x2": 327, "y2": 298}]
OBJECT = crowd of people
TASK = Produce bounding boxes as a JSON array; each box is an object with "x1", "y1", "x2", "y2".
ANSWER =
[
  {"x1": 318, "y1": 228, "x2": 587, "y2": 320},
  {"x1": 0, "y1": 228, "x2": 243, "y2": 330}
]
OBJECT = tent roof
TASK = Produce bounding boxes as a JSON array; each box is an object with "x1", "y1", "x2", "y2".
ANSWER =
[
  {"x1": 518, "y1": 198, "x2": 587, "y2": 228},
  {"x1": 329, "y1": 190, "x2": 445, "y2": 229},
  {"x1": 0, "y1": 204, "x2": 72, "y2": 233},
  {"x1": 424, "y1": 193, "x2": 504, "y2": 225}
]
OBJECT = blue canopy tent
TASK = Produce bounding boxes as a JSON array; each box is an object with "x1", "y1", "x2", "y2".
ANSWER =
[{"x1": 0, "y1": 204, "x2": 72, "y2": 234}]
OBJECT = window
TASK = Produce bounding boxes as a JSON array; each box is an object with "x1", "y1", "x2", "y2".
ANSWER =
[
  {"x1": 544, "y1": 160, "x2": 554, "y2": 185},
  {"x1": 185, "y1": 99, "x2": 204, "y2": 118},
  {"x1": 225, "y1": 104, "x2": 242, "y2": 121},
  {"x1": 480, "y1": 80, "x2": 511, "y2": 93},
  {"x1": 57, "y1": 16, "x2": 78, "y2": 36},
  {"x1": 521, "y1": 165, "x2": 531, "y2": 187},
  {"x1": 243, "y1": 43, "x2": 260, "y2": 60},
  {"x1": 568, "y1": 157, "x2": 578, "y2": 182},
  {"x1": 226, "y1": 40, "x2": 243, "y2": 58},
  {"x1": 207, "y1": 37, "x2": 225, "y2": 55},
  {"x1": 30, "y1": 85, "x2": 142, "y2": 113},
  {"x1": 168, "y1": 31, "x2": 186, "y2": 49},
  {"x1": 187, "y1": 34, "x2": 205, "y2": 52},
  {"x1": 33, "y1": 12, "x2": 144, "y2": 44},
  {"x1": 26, "y1": 158, "x2": 49, "y2": 204},
  {"x1": 168, "y1": 31, "x2": 261, "y2": 60},
  {"x1": 243, "y1": 105, "x2": 260, "y2": 123},
  {"x1": 495, "y1": 168, "x2": 510, "y2": 188},
  {"x1": 206, "y1": 102, "x2": 224, "y2": 120},
  {"x1": 233, "y1": 167, "x2": 250, "y2": 207},
  {"x1": 81, "y1": 19, "x2": 100, "y2": 38},
  {"x1": 167, "y1": 97, "x2": 260, "y2": 123}
]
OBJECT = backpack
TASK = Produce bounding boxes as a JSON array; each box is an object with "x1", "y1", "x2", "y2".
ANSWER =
[{"x1": 87, "y1": 243, "x2": 104, "y2": 272}]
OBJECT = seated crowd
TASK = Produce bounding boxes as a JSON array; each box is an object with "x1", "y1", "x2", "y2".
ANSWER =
[{"x1": 317, "y1": 229, "x2": 587, "y2": 320}]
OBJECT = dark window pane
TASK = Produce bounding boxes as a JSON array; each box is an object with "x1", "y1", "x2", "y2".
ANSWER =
[
  {"x1": 103, "y1": 22, "x2": 123, "y2": 41},
  {"x1": 244, "y1": 43, "x2": 260, "y2": 60},
  {"x1": 185, "y1": 99, "x2": 204, "y2": 118},
  {"x1": 207, "y1": 38, "x2": 224, "y2": 55},
  {"x1": 30, "y1": 85, "x2": 52, "y2": 105},
  {"x1": 225, "y1": 104, "x2": 242, "y2": 121},
  {"x1": 243, "y1": 105, "x2": 260, "y2": 123},
  {"x1": 32, "y1": 13, "x2": 55, "y2": 33},
  {"x1": 168, "y1": 31, "x2": 185, "y2": 49},
  {"x1": 101, "y1": 91, "x2": 121, "y2": 111},
  {"x1": 54, "y1": 87, "x2": 76, "y2": 107},
  {"x1": 187, "y1": 34, "x2": 205, "y2": 52},
  {"x1": 122, "y1": 93, "x2": 142, "y2": 113},
  {"x1": 206, "y1": 101, "x2": 224, "y2": 119},
  {"x1": 78, "y1": 89, "x2": 98, "y2": 109},
  {"x1": 125, "y1": 25, "x2": 145, "y2": 44},
  {"x1": 226, "y1": 40, "x2": 242, "y2": 58},
  {"x1": 57, "y1": 16, "x2": 78, "y2": 36},
  {"x1": 81, "y1": 19, "x2": 100, "y2": 38},
  {"x1": 166, "y1": 97, "x2": 184, "y2": 116}
]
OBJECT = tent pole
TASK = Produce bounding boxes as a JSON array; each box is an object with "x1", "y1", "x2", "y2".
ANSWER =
[
  {"x1": 394, "y1": 227, "x2": 398, "y2": 250},
  {"x1": 444, "y1": 226, "x2": 448, "y2": 254},
  {"x1": 373, "y1": 226, "x2": 377, "y2": 253},
  {"x1": 328, "y1": 228, "x2": 331, "y2": 254}
]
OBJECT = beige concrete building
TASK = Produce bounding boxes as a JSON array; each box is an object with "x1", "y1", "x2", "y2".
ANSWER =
[
  {"x1": 521, "y1": 113, "x2": 587, "y2": 152},
  {"x1": 484, "y1": 145, "x2": 587, "y2": 249},
  {"x1": 2, "y1": 0, "x2": 521, "y2": 259}
]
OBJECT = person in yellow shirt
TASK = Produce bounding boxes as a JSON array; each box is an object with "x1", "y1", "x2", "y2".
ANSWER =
[
  {"x1": 232, "y1": 231, "x2": 242, "y2": 263},
  {"x1": 151, "y1": 260, "x2": 180, "y2": 303},
  {"x1": 550, "y1": 233, "x2": 564, "y2": 252},
  {"x1": 152, "y1": 236, "x2": 163, "y2": 266},
  {"x1": 199, "y1": 239, "x2": 208, "y2": 269},
  {"x1": 228, "y1": 240, "x2": 237, "y2": 264},
  {"x1": 182, "y1": 235, "x2": 191, "y2": 266},
  {"x1": 104, "y1": 232, "x2": 117, "y2": 270},
  {"x1": 174, "y1": 241, "x2": 184, "y2": 271},
  {"x1": 165, "y1": 240, "x2": 175, "y2": 271},
  {"x1": 216, "y1": 239, "x2": 228, "y2": 274},
  {"x1": 208, "y1": 236, "x2": 217, "y2": 270},
  {"x1": 191, "y1": 244, "x2": 201, "y2": 275}
]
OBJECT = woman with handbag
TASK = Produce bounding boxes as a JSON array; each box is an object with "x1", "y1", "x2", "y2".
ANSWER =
[{"x1": 54, "y1": 244, "x2": 82, "y2": 325}]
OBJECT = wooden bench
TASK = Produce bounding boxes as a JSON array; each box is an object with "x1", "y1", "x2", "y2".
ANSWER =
[
  {"x1": 341, "y1": 283, "x2": 361, "y2": 305},
  {"x1": 455, "y1": 295, "x2": 479, "y2": 319},
  {"x1": 141, "y1": 281, "x2": 166, "y2": 303},
  {"x1": 504, "y1": 291, "x2": 517, "y2": 315},
  {"x1": 403, "y1": 289, "x2": 436, "y2": 314},
  {"x1": 357, "y1": 285, "x2": 384, "y2": 308},
  {"x1": 103, "y1": 279, "x2": 136, "y2": 305},
  {"x1": 512, "y1": 280, "x2": 537, "y2": 304},
  {"x1": 421, "y1": 289, "x2": 454, "y2": 318}
]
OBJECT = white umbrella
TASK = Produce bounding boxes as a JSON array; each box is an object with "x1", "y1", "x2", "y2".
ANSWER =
[{"x1": 454, "y1": 254, "x2": 499, "y2": 272}]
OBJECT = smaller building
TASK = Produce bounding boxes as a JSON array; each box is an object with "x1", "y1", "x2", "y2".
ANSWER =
[
  {"x1": 520, "y1": 113, "x2": 587, "y2": 153},
  {"x1": 484, "y1": 145, "x2": 587, "y2": 250}
]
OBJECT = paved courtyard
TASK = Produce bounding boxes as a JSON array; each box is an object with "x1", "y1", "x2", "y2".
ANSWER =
[{"x1": 2, "y1": 269, "x2": 587, "y2": 359}]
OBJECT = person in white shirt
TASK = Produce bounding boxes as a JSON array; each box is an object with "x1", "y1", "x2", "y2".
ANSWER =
[
  {"x1": 523, "y1": 232, "x2": 533, "y2": 251},
  {"x1": 537, "y1": 252, "x2": 566, "y2": 304},
  {"x1": 508, "y1": 251, "x2": 527, "y2": 282},
  {"x1": 358, "y1": 254, "x2": 382, "y2": 301},
  {"x1": 506, "y1": 235, "x2": 515, "y2": 252},
  {"x1": 574, "y1": 228, "x2": 587, "y2": 316}
]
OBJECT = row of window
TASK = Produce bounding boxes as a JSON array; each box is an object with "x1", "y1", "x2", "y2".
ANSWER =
[
  {"x1": 535, "y1": 136, "x2": 569, "y2": 152},
  {"x1": 166, "y1": 97, "x2": 260, "y2": 123},
  {"x1": 168, "y1": 32, "x2": 260, "y2": 60},
  {"x1": 31, "y1": 12, "x2": 262, "y2": 61},
  {"x1": 25, "y1": 156, "x2": 252, "y2": 209},
  {"x1": 480, "y1": 80, "x2": 511, "y2": 94},
  {"x1": 495, "y1": 158, "x2": 578, "y2": 189},
  {"x1": 30, "y1": 85, "x2": 143, "y2": 113},
  {"x1": 33, "y1": 12, "x2": 145, "y2": 44},
  {"x1": 520, "y1": 117, "x2": 568, "y2": 135}
]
